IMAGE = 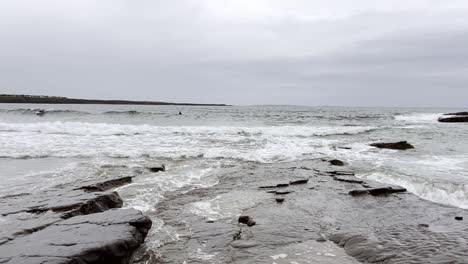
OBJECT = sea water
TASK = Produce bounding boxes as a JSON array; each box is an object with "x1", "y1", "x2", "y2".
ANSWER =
[{"x1": 1, "y1": 104, "x2": 467, "y2": 211}]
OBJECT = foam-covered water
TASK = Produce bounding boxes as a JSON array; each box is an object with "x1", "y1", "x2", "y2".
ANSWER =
[{"x1": 0, "y1": 104, "x2": 467, "y2": 212}]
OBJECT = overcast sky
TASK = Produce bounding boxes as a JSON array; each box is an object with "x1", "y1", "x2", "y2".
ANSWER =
[{"x1": 1, "y1": 0, "x2": 468, "y2": 107}]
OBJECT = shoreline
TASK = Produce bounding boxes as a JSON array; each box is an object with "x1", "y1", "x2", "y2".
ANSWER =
[{"x1": 0, "y1": 157, "x2": 467, "y2": 263}]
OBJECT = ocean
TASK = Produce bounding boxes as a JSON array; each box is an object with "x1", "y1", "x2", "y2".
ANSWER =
[{"x1": 1, "y1": 104, "x2": 467, "y2": 253}]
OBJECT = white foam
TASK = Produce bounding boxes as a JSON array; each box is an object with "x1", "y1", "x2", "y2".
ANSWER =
[
  {"x1": 0, "y1": 121, "x2": 376, "y2": 136},
  {"x1": 360, "y1": 172, "x2": 468, "y2": 209},
  {"x1": 394, "y1": 113, "x2": 442, "y2": 123},
  {"x1": 0, "y1": 121, "x2": 374, "y2": 163},
  {"x1": 271, "y1": 254, "x2": 288, "y2": 260}
]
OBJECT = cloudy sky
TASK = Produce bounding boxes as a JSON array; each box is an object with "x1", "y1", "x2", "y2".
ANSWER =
[{"x1": 1, "y1": 0, "x2": 468, "y2": 107}]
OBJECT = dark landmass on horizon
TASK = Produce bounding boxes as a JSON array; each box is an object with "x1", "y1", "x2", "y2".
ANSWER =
[{"x1": 0, "y1": 94, "x2": 229, "y2": 106}]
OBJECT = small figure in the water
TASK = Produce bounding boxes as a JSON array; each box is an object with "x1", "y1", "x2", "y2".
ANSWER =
[
  {"x1": 179, "y1": 111, "x2": 182, "y2": 115},
  {"x1": 35, "y1": 109, "x2": 45, "y2": 116}
]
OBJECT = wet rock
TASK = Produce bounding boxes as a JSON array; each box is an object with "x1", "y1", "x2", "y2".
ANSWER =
[
  {"x1": 148, "y1": 165, "x2": 165, "y2": 172},
  {"x1": 370, "y1": 141, "x2": 414, "y2": 150},
  {"x1": 289, "y1": 179, "x2": 309, "y2": 185},
  {"x1": 333, "y1": 176, "x2": 364, "y2": 184},
  {"x1": 259, "y1": 185, "x2": 277, "y2": 189},
  {"x1": 0, "y1": 176, "x2": 150, "y2": 264},
  {"x1": 238, "y1": 216, "x2": 256, "y2": 227},
  {"x1": 260, "y1": 183, "x2": 289, "y2": 188},
  {"x1": 0, "y1": 209, "x2": 152, "y2": 264},
  {"x1": 439, "y1": 116, "x2": 468, "y2": 123},
  {"x1": 328, "y1": 171, "x2": 355, "y2": 176},
  {"x1": 275, "y1": 198, "x2": 285, "y2": 203},
  {"x1": 78, "y1": 176, "x2": 133, "y2": 192},
  {"x1": 329, "y1": 159, "x2": 346, "y2": 166},
  {"x1": 443, "y1": 112, "x2": 468, "y2": 116},
  {"x1": 348, "y1": 190, "x2": 369, "y2": 196},
  {"x1": 455, "y1": 216, "x2": 463, "y2": 221},
  {"x1": 349, "y1": 187, "x2": 407, "y2": 196},
  {"x1": 275, "y1": 190, "x2": 294, "y2": 195}
]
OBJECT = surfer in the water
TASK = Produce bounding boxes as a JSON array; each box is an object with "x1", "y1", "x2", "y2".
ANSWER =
[{"x1": 35, "y1": 109, "x2": 45, "y2": 116}]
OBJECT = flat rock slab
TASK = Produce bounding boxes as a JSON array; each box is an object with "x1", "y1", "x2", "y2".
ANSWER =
[
  {"x1": 0, "y1": 176, "x2": 151, "y2": 264},
  {"x1": 0, "y1": 209, "x2": 151, "y2": 264}
]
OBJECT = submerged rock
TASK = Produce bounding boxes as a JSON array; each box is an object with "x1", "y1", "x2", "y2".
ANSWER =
[
  {"x1": 370, "y1": 141, "x2": 414, "y2": 150},
  {"x1": 148, "y1": 165, "x2": 165, "y2": 172},
  {"x1": 329, "y1": 159, "x2": 346, "y2": 166},
  {"x1": 349, "y1": 187, "x2": 407, "y2": 196},
  {"x1": 238, "y1": 216, "x2": 256, "y2": 227}
]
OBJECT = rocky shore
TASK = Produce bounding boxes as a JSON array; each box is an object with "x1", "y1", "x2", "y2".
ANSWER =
[
  {"x1": 0, "y1": 175, "x2": 152, "y2": 264},
  {"x1": 138, "y1": 159, "x2": 467, "y2": 264},
  {"x1": 1, "y1": 158, "x2": 467, "y2": 264}
]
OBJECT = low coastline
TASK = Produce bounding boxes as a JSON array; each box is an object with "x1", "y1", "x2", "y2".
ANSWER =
[{"x1": 0, "y1": 94, "x2": 229, "y2": 106}]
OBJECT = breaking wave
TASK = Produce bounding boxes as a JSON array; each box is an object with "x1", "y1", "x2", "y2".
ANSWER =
[
  {"x1": 0, "y1": 121, "x2": 379, "y2": 162},
  {"x1": 0, "y1": 121, "x2": 377, "y2": 137},
  {"x1": 394, "y1": 113, "x2": 442, "y2": 123},
  {"x1": 360, "y1": 172, "x2": 468, "y2": 209}
]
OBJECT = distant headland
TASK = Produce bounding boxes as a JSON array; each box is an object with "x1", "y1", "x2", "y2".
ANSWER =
[{"x1": 0, "y1": 94, "x2": 229, "y2": 106}]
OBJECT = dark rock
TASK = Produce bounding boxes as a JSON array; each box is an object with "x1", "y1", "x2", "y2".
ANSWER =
[
  {"x1": 368, "y1": 187, "x2": 407, "y2": 196},
  {"x1": 328, "y1": 171, "x2": 355, "y2": 176},
  {"x1": 338, "y1": 147, "x2": 352, "y2": 150},
  {"x1": 148, "y1": 165, "x2": 166, "y2": 172},
  {"x1": 455, "y1": 216, "x2": 463, "y2": 221},
  {"x1": 275, "y1": 190, "x2": 294, "y2": 195},
  {"x1": 443, "y1": 112, "x2": 468, "y2": 116},
  {"x1": 276, "y1": 198, "x2": 285, "y2": 203},
  {"x1": 0, "y1": 209, "x2": 152, "y2": 264},
  {"x1": 439, "y1": 116, "x2": 468, "y2": 123},
  {"x1": 0, "y1": 176, "x2": 151, "y2": 264},
  {"x1": 289, "y1": 179, "x2": 309, "y2": 185},
  {"x1": 329, "y1": 159, "x2": 346, "y2": 166},
  {"x1": 349, "y1": 190, "x2": 369, "y2": 196},
  {"x1": 259, "y1": 185, "x2": 277, "y2": 189},
  {"x1": 370, "y1": 141, "x2": 414, "y2": 150},
  {"x1": 238, "y1": 216, "x2": 256, "y2": 227},
  {"x1": 349, "y1": 187, "x2": 407, "y2": 196},
  {"x1": 333, "y1": 176, "x2": 364, "y2": 184},
  {"x1": 259, "y1": 183, "x2": 290, "y2": 189},
  {"x1": 78, "y1": 176, "x2": 133, "y2": 192}
]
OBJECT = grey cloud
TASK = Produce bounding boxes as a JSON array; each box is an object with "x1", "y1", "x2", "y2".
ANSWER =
[{"x1": 0, "y1": 1, "x2": 468, "y2": 107}]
